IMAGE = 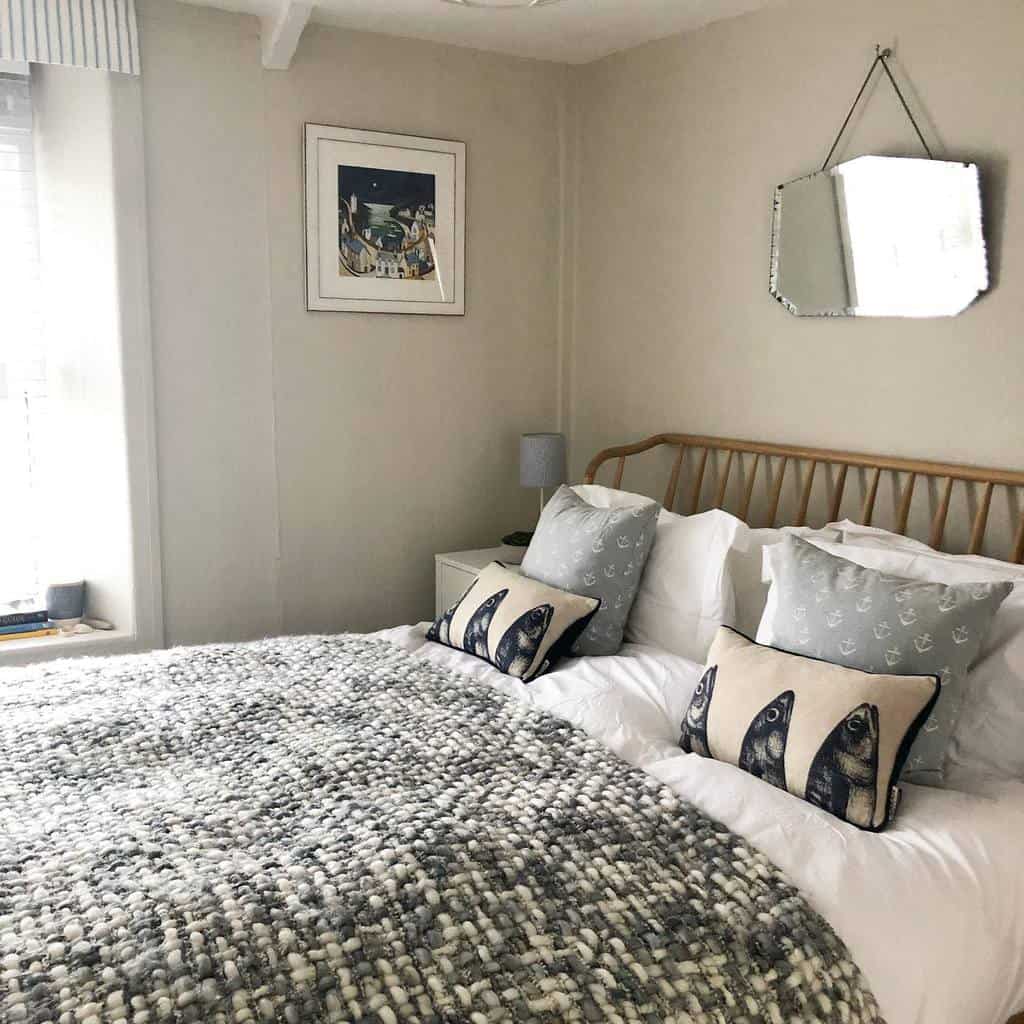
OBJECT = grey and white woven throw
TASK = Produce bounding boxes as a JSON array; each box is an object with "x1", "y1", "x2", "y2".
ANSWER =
[{"x1": 0, "y1": 635, "x2": 883, "y2": 1024}]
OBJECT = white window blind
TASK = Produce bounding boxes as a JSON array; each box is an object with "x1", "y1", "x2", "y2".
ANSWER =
[{"x1": 0, "y1": 74, "x2": 48, "y2": 604}]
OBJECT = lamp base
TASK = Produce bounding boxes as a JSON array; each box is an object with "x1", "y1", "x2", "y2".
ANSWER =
[{"x1": 501, "y1": 530, "x2": 534, "y2": 548}]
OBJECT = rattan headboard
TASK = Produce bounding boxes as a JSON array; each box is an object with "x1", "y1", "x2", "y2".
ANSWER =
[{"x1": 583, "y1": 433, "x2": 1024, "y2": 564}]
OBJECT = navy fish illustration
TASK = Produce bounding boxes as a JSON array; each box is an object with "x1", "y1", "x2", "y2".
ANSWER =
[
  {"x1": 427, "y1": 579, "x2": 479, "y2": 646},
  {"x1": 462, "y1": 589, "x2": 509, "y2": 659},
  {"x1": 805, "y1": 702, "x2": 880, "y2": 828},
  {"x1": 738, "y1": 690, "x2": 794, "y2": 791},
  {"x1": 494, "y1": 604, "x2": 554, "y2": 678},
  {"x1": 680, "y1": 665, "x2": 717, "y2": 758}
]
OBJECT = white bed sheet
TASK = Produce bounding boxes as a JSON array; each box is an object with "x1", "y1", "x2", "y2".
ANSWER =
[{"x1": 373, "y1": 624, "x2": 1024, "y2": 1024}]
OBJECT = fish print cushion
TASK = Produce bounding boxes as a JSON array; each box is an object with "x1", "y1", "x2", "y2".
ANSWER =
[
  {"x1": 521, "y1": 484, "x2": 660, "y2": 656},
  {"x1": 427, "y1": 562, "x2": 599, "y2": 681},
  {"x1": 681, "y1": 627, "x2": 939, "y2": 830},
  {"x1": 758, "y1": 535, "x2": 1012, "y2": 786}
]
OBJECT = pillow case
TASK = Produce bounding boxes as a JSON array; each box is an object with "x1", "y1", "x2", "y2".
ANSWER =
[
  {"x1": 572, "y1": 484, "x2": 746, "y2": 662},
  {"x1": 522, "y1": 485, "x2": 659, "y2": 655},
  {"x1": 680, "y1": 626, "x2": 938, "y2": 830},
  {"x1": 625, "y1": 509, "x2": 747, "y2": 662},
  {"x1": 827, "y1": 519, "x2": 935, "y2": 552},
  {"x1": 798, "y1": 525, "x2": 1024, "y2": 784},
  {"x1": 758, "y1": 535, "x2": 1012, "y2": 785},
  {"x1": 427, "y1": 562, "x2": 599, "y2": 681},
  {"x1": 571, "y1": 483, "x2": 655, "y2": 510},
  {"x1": 727, "y1": 525, "x2": 841, "y2": 637}
]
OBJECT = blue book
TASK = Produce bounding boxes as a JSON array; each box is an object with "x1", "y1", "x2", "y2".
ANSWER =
[
  {"x1": 0, "y1": 608, "x2": 48, "y2": 628},
  {"x1": 0, "y1": 620, "x2": 51, "y2": 636}
]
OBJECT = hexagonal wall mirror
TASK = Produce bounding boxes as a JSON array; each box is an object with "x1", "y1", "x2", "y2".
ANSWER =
[{"x1": 769, "y1": 155, "x2": 988, "y2": 317}]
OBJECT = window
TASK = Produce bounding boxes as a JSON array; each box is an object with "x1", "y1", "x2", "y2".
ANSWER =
[
  {"x1": 0, "y1": 75, "x2": 48, "y2": 605},
  {"x1": 0, "y1": 64, "x2": 163, "y2": 664}
]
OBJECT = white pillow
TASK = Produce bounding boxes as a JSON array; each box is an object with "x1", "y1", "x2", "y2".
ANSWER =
[
  {"x1": 765, "y1": 526, "x2": 1024, "y2": 784},
  {"x1": 572, "y1": 484, "x2": 745, "y2": 662},
  {"x1": 571, "y1": 483, "x2": 657, "y2": 511},
  {"x1": 730, "y1": 525, "x2": 841, "y2": 637},
  {"x1": 827, "y1": 519, "x2": 935, "y2": 553}
]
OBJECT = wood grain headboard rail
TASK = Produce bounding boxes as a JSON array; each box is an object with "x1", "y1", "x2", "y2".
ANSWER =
[{"x1": 583, "y1": 433, "x2": 1024, "y2": 564}]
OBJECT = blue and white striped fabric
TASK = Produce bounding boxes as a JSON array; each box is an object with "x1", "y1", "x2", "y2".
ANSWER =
[{"x1": 1, "y1": 0, "x2": 139, "y2": 75}]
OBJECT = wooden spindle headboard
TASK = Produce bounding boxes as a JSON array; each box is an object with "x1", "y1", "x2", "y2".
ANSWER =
[{"x1": 583, "y1": 433, "x2": 1024, "y2": 563}]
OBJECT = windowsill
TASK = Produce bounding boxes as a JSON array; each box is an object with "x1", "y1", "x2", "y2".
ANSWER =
[{"x1": 0, "y1": 628, "x2": 137, "y2": 667}]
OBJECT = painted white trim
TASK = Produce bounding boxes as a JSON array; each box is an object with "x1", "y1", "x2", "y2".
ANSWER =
[
  {"x1": 258, "y1": 63, "x2": 286, "y2": 640},
  {"x1": 0, "y1": 628, "x2": 136, "y2": 667},
  {"x1": 261, "y1": 0, "x2": 312, "y2": 70},
  {"x1": 0, "y1": 58, "x2": 29, "y2": 74},
  {"x1": 562, "y1": 71, "x2": 582, "y2": 462},
  {"x1": 555, "y1": 66, "x2": 573, "y2": 436},
  {"x1": 109, "y1": 73, "x2": 164, "y2": 653}
]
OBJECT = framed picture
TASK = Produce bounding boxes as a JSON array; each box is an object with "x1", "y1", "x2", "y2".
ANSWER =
[{"x1": 304, "y1": 124, "x2": 466, "y2": 315}]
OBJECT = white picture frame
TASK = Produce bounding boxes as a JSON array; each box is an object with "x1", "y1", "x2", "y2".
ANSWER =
[{"x1": 304, "y1": 124, "x2": 466, "y2": 315}]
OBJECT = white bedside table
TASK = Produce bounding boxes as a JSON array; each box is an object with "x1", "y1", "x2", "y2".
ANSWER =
[{"x1": 435, "y1": 547, "x2": 525, "y2": 616}]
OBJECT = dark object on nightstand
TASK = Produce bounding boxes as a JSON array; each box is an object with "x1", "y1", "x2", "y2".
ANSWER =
[{"x1": 501, "y1": 531, "x2": 534, "y2": 548}]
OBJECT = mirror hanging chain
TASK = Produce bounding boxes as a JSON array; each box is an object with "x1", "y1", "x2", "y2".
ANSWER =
[{"x1": 821, "y1": 44, "x2": 934, "y2": 170}]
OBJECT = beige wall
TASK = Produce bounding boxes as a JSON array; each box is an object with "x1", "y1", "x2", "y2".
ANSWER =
[
  {"x1": 139, "y1": 1, "x2": 566, "y2": 643},
  {"x1": 262, "y1": 27, "x2": 565, "y2": 633},
  {"x1": 567, "y1": 0, "x2": 1024, "y2": 489},
  {"x1": 139, "y1": 0, "x2": 1023, "y2": 644}
]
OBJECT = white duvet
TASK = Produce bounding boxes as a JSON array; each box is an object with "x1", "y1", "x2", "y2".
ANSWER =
[{"x1": 374, "y1": 624, "x2": 1024, "y2": 1024}]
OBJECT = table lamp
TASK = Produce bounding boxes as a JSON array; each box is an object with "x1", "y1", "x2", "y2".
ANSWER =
[{"x1": 502, "y1": 432, "x2": 567, "y2": 547}]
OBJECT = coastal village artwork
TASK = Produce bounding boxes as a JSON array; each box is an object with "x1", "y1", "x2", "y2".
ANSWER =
[
  {"x1": 305, "y1": 124, "x2": 465, "y2": 314},
  {"x1": 338, "y1": 166, "x2": 437, "y2": 281}
]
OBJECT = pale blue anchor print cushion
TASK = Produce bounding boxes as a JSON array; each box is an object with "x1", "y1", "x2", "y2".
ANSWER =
[
  {"x1": 759, "y1": 535, "x2": 1012, "y2": 786},
  {"x1": 521, "y1": 485, "x2": 660, "y2": 656}
]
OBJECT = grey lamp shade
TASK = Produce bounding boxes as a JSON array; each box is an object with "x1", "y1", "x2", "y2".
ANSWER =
[{"x1": 520, "y1": 432, "x2": 567, "y2": 489}]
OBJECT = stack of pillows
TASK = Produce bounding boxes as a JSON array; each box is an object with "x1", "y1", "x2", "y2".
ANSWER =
[
  {"x1": 427, "y1": 486, "x2": 659, "y2": 681},
  {"x1": 428, "y1": 483, "x2": 1022, "y2": 830}
]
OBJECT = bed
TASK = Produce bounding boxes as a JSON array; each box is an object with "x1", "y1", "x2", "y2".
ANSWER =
[{"x1": 2, "y1": 432, "x2": 1023, "y2": 1024}]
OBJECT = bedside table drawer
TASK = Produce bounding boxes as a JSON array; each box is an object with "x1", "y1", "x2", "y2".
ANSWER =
[{"x1": 434, "y1": 550, "x2": 524, "y2": 617}]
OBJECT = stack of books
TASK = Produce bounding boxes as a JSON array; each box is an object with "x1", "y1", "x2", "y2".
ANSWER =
[{"x1": 0, "y1": 605, "x2": 58, "y2": 642}]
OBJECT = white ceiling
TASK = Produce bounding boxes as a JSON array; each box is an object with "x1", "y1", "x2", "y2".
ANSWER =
[{"x1": 180, "y1": 0, "x2": 778, "y2": 65}]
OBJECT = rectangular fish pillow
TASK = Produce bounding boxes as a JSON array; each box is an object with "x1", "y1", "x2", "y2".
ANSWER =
[
  {"x1": 427, "y1": 562, "x2": 600, "y2": 681},
  {"x1": 680, "y1": 627, "x2": 939, "y2": 830}
]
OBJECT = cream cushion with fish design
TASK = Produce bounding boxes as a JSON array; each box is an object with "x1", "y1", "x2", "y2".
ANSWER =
[
  {"x1": 426, "y1": 562, "x2": 599, "y2": 682},
  {"x1": 758, "y1": 535, "x2": 1012, "y2": 786},
  {"x1": 680, "y1": 626, "x2": 939, "y2": 830}
]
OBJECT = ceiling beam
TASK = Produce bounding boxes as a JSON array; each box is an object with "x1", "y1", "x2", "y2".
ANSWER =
[{"x1": 261, "y1": 0, "x2": 313, "y2": 71}]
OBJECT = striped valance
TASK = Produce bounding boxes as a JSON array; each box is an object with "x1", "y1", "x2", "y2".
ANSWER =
[{"x1": 1, "y1": 0, "x2": 139, "y2": 75}]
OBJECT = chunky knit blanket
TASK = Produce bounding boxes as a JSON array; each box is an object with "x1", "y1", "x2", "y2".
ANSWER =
[{"x1": 0, "y1": 635, "x2": 882, "y2": 1024}]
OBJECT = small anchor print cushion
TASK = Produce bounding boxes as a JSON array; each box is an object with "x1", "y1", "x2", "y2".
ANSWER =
[
  {"x1": 520, "y1": 485, "x2": 660, "y2": 656},
  {"x1": 680, "y1": 626, "x2": 939, "y2": 830},
  {"x1": 427, "y1": 562, "x2": 599, "y2": 681},
  {"x1": 757, "y1": 535, "x2": 1012, "y2": 785},
  {"x1": 573, "y1": 484, "x2": 747, "y2": 662}
]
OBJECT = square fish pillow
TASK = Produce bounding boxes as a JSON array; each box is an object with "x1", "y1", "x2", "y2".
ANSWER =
[
  {"x1": 680, "y1": 627, "x2": 939, "y2": 830},
  {"x1": 427, "y1": 563, "x2": 600, "y2": 682}
]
